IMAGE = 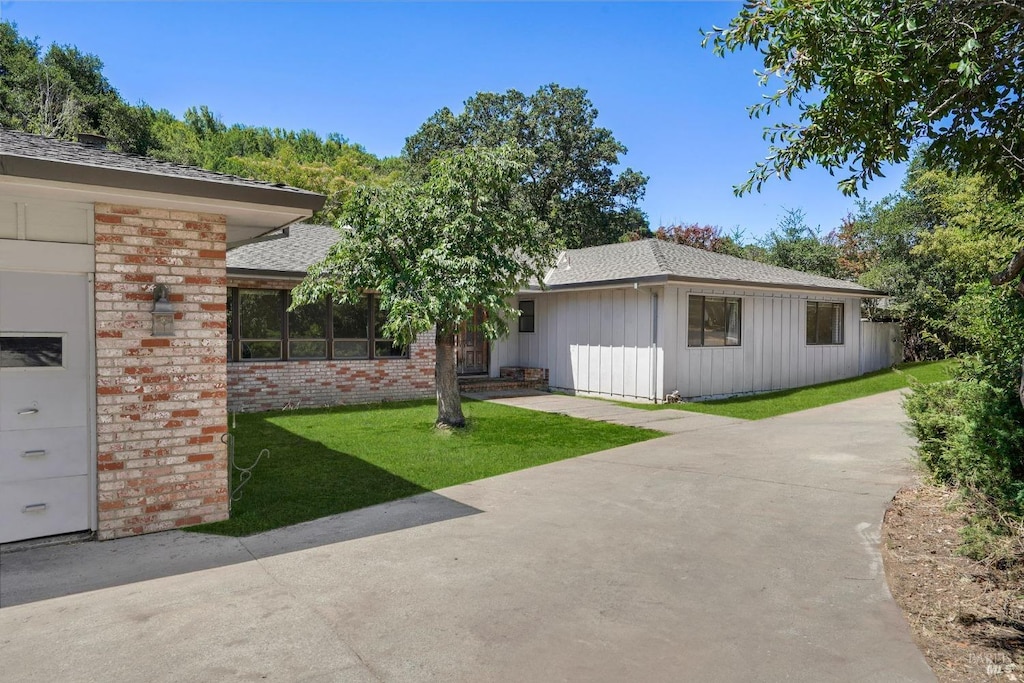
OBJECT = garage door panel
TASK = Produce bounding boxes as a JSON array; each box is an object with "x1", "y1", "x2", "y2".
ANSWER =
[
  {"x1": 0, "y1": 427, "x2": 89, "y2": 481},
  {"x1": 0, "y1": 271, "x2": 89, "y2": 332},
  {"x1": 1, "y1": 269, "x2": 92, "y2": 543},
  {"x1": 0, "y1": 371, "x2": 87, "y2": 430},
  {"x1": 0, "y1": 475, "x2": 90, "y2": 543}
]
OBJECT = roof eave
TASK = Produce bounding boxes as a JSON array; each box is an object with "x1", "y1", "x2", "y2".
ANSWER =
[
  {"x1": 227, "y1": 267, "x2": 307, "y2": 279},
  {"x1": 531, "y1": 273, "x2": 884, "y2": 296},
  {"x1": 664, "y1": 274, "x2": 885, "y2": 297},
  {"x1": 0, "y1": 154, "x2": 326, "y2": 213}
]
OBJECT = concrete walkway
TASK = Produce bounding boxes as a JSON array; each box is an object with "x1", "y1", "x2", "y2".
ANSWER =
[
  {"x1": 0, "y1": 391, "x2": 934, "y2": 682},
  {"x1": 465, "y1": 389, "x2": 746, "y2": 433}
]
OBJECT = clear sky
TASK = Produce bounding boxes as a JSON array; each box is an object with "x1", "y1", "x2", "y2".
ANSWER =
[{"x1": 0, "y1": 1, "x2": 905, "y2": 240}]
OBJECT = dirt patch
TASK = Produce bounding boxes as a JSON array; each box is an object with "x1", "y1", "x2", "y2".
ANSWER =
[{"x1": 882, "y1": 483, "x2": 1024, "y2": 682}]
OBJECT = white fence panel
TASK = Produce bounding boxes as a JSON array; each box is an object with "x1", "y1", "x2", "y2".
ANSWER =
[{"x1": 859, "y1": 321, "x2": 901, "y2": 373}]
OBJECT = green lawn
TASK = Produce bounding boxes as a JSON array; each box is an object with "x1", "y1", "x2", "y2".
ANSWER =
[
  {"x1": 652, "y1": 359, "x2": 957, "y2": 420},
  {"x1": 189, "y1": 399, "x2": 661, "y2": 536}
]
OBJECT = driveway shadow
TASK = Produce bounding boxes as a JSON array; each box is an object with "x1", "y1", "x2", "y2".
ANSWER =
[{"x1": 0, "y1": 419, "x2": 482, "y2": 607}]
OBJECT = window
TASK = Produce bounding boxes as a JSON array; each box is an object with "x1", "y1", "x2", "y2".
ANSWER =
[
  {"x1": 688, "y1": 295, "x2": 741, "y2": 347},
  {"x1": 806, "y1": 301, "x2": 844, "y2": 345},
  {"x1": 227, "y1": 288, "x2": 408, "y2": 361},
  {"x1": 226, "y1": 293, "x2": 233, "y2": 362},
  {"x1": 518, "y1": 300, "x2": 535, "y2": 333},
  {"x1": 288, "y1": 297, "x2": 328, "y2": 359},
  {"x1": 0, "y1": 335, "x2": 63, "y2": 368},
  {"x1": 239, "y1": 289, "x2": 283, "y2": 359},
  {"x1": 372, "y1": 298, "x2": 406, "y2": 357},
  {"x1": 332, "y1": 298, "x2": 370, "y2": 359}
]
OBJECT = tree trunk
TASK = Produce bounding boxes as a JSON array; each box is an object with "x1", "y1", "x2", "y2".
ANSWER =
[{"x1": 435, "y1": 329, "x2": 466, "y2": 428}]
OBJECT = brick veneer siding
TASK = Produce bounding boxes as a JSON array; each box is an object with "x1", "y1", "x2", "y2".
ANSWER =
[
  {"x1": 227, "y1": 332, "x2": 435, "y2": 412},
  {"x1": 226, "y1": 277, "x2": 436, "y2": 412},
  {"x1": 94, "y1": 203, "x2": 229, "y2": 539}
]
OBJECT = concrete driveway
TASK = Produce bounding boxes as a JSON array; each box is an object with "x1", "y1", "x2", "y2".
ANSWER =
[{"x1": 0, "y1": 391, "x2": 934, "y2": 682}]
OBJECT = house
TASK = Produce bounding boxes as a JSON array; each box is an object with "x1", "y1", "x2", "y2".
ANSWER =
[
  {"x1": 222, "y1": 225, "x2": 899, "y2": 411},
  {"x1": 490, "y1": 239, "x2": 900, "y2": 402},
  {"x1": 225, "y1": 223, "x2": 435, "y2": 413},
  {"x1": 0, "y1": 129, "x2": 325, "y2": 543}
]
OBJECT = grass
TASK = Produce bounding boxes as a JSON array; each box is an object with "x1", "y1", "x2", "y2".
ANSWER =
[
  {"x1": 646, "y1": 359, "x2": 957, "y2": 420},
  {"x1": 189, "y1": 399, "x2": 661, "y2": 536}
]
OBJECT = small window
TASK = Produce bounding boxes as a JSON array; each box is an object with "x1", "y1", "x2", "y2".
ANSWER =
[
  {"x1": 688, "y1": 295, "x2": 741, "y2": 347},
  {"x1": 807, "y1": 301, "x2": 844, "y2": 345},
  {"x1": 0, "y1": 335, "x2": 63, "y2": 368},
  {"x1": 518, "y1": 300, "x2": 535, "y2": 333},
  {"x1": 239, "y1": 289, "x2": 283, "y2": 360}
]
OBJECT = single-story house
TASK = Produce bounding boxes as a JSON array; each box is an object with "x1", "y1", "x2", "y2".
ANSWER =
[
  {"x1": 223, "y1": 225, "x2": 900, "y2": 410},
  {"x1": 491, "y1": 239, "x2": 900, "y2": 402},
  {"x1": 0, "y1": 129, "x2": 325, "y2": 543},
  {"x1": 225, "y1": 223, "x2": 435, "y2": 413}
]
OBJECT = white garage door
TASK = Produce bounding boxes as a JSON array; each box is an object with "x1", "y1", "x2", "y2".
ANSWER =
[{"x1": 0, "y1": 271, "x2": 91, "y2": 543}]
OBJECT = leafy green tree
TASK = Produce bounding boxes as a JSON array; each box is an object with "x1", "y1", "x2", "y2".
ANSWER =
[
  {"x1": 756, "y1": 208, "x2": 843, "y2": 279},
  {"x1": 403, "y1": 84, "x2": 648, "y2": 248},
  {"x1": 848, "y1": 164, "x2": 1020, "y2": 358},
  {"x1": 292, "y1": 145, "x2": 559, "y2": 428},
  {"x1": 704, "y1": 0, "x2": 1023, "y2": 196}
]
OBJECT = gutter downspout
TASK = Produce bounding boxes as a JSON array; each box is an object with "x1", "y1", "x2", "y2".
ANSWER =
[{"x1": 650, "y1": 291, "x2": 659, "y2": 403}]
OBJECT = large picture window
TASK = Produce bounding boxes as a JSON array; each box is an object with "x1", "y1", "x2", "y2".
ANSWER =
[
  {"x1": 806, "y1": 301, "x2": 844, "y2": 345},
  {"x1": 688, "y1": 295, "x2": 741, "y2": 347},
  {"x1": 227, "y1": 288, "x2": 407, "y2": 362}
]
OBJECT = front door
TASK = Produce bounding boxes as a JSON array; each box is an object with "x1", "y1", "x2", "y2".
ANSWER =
[
  {"x1": 456, "y1": 307, "x2": 488, "y2": 375},
  {"x1": 0, "y1": 271, "x2": 91, "y2": 543}
]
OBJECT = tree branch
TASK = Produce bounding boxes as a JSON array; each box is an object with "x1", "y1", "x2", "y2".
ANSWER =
[{"x1": 990, "y1": 245, "x2": 1024, "y2": 286}]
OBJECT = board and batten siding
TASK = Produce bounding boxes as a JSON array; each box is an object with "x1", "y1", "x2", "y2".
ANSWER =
[
  {"x1": 665, "y1": 285, "x2": 865, "y2": 400},
  {"x1": 490, "y1": 287, "x2": 662, "y2": 400},
  {"x1": 859, "y1": 321, "x2": 902, "y2": 374}
]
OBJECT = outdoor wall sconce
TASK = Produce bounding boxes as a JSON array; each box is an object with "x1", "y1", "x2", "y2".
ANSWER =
[{"x1": 152, "y1": 284, "x2": 175, "y2": 337}]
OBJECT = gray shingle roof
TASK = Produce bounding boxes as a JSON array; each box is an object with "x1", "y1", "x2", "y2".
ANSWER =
[
  {"x1": 226, "y1": 228, "x2": 879, "y2": 295},
  {"x1": 0, "y1": 128, "x2": 324, "y2": 210},
  {"x1": 227, "y1": 223, "x2": 344, "y2": 273},
  {"x1": 543, "y1": 239, "x2": 878, "y2": 294}
]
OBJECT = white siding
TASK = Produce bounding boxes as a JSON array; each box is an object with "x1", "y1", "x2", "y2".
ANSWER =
[
  {"x1": 859, "y1": 321, "x2": 902, "y2": 373},
  {"x1": 490, "y1": 287, "x2": 661, "y2": 400},
  {"x1": 489, "y1": 284, "x2": 894, "y2": 403},
  {"x1": 668, "y1": 286, "x2": 864, "y2": 400}
]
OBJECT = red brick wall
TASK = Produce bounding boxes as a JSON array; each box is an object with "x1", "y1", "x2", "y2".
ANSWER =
[
  {"x1": 93, "y1": 203, "x2": 229, "y2": 539},
  {"x1": 227, "y1": 333, "x2": 435, "y2": 412},
  {"x1": 226, "y1": 278, "x2": 436, "y2": 412}
]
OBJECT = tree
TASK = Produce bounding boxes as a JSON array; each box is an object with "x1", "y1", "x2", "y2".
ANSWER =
[
  {"x1": 638, "y1": 223, "x2": 746, "y2": 257},
  {"x1": 849, "y1": 163, "x2": 1021, "y2": 358},
  {"x1": 756, "y1": 208, "x2": 844, "y2": 279},
  {"x1": 292, "y1": 145, "x2": 559, "y2": 428},
  {"x1": 705, "y1": 0, "x2": 1024, "y2": 405},
  {"x1": 403, "y1": 84, "x2": 648, "y2": 248}
]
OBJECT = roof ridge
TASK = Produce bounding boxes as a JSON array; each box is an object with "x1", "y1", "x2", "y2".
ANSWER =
[{"x1": 645, "y1": 238, "x2": 672, "y2": 274}]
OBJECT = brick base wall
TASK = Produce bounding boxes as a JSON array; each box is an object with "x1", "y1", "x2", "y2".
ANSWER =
[
  {"x1": 94, "y1": 203, "x2": 229, "y2": 539},
  {"x1": 227, "y1": 330, "x2": 436, "y2": 412}
]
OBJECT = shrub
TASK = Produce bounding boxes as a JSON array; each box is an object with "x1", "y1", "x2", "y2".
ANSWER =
[{"x1": 905, "y1": 283, "x2": 1024, "y2": 546}]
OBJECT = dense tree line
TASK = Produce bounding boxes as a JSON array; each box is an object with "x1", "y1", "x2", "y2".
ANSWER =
[{"x1": 708, "y1": 0, "x2": 1024, "y2": 554}]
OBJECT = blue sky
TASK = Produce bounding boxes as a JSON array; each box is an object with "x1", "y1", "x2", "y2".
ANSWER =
[{"x1": 1, "y1": 1, "x2": 905, "y2": 240}]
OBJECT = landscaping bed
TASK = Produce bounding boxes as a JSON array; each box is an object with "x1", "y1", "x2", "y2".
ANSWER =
[
  {"x1": 190, "y1": 398, "x2": 661, "y2": 536},
  {"x1": 882, "y1": 483, "x2": 1024, "y2": 682}
]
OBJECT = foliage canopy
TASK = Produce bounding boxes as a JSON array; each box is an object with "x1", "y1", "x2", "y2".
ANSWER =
[
  {"x1": 404, "y1": 84, "x2": 648, "y2": 248},
  {"x1": 293, "y1": 145, "x2": 560, "y2": 427},
  {"x1": 704, "y1": 0, "x2": 1024, "y2": 200}
]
